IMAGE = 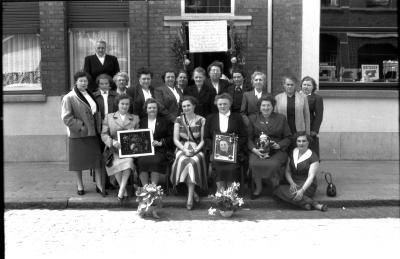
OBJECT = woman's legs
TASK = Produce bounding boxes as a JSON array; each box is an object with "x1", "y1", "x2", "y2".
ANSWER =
[
  {"x1": 253, "y1": 176, "x2": 263, "y2": 195},
  {"x1": 94, "y1": 167, "x2": 105, "y2": 192},
  {"x1": 139, "y1": 172, "x2": 150, "y2": 186},
  {"x1": 118, "y1": 169, "x2": 131, "y2": 198},
  {"x1": 150, "y1": 172, "x2": 161, "y2": 185},
  {"x1": 74, "y1": 170, "x2": 84, "y2": 190}
]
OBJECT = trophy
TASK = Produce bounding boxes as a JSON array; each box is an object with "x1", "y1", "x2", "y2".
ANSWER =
[{"x1": 256, "y1": 132, "x2": 271, "y2": 157}]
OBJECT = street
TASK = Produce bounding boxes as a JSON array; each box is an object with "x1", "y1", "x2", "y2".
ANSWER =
[{"x1": 5, "y1": 206, "x2": 400, "y2": 259}]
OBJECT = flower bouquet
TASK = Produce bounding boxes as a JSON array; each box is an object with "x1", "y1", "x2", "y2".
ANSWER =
[
  {"x1": 208, "y1": 182, "x2": 244, "y2": 217},
  {"x1": 135, "y1": 184, "x2": 164, "y2": 219}
]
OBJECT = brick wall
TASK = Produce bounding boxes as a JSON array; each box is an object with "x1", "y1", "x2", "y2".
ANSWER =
[
  {"x1": 39, "y1": 1, "x2": 69, "y2": 96},
  {"x1": 272, "y1": 0, "x2": 303, "y2": 95}
]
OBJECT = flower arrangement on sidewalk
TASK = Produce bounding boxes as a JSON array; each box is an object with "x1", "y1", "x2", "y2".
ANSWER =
[
  {"x1": 135, "y1": 184, "x2": 164, "y2": 219},
  {"x1": 208, "y1": 182, "x2": 244, "y2": 217}
]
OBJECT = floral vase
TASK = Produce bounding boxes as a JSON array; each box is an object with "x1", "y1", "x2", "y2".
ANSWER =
[{"x1": 219, "y1": 210, "x2": 234, "y2": 218}]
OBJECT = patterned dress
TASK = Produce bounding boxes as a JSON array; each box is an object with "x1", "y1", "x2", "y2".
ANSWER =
[
  {"x1": 273, "y1": 148, "x2": 320, "y2": 209},
  {"x1": 170, "y1": 115, "x2": 208, "y2": 190}
]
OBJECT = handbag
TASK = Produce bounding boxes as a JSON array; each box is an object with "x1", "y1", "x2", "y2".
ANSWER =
[
  {"x1": 103, "y1": 146, "x2": 114, "y2": 168},
  {"x1": 324, "y1": 172, "x2": 337, "y2": 197}
]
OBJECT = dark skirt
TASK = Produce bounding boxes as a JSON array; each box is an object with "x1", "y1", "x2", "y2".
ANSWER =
[
  {"x1": 249, "y1": 150, "x2": 288, "y2": 187},
  {"x1": 68, "y1": 137, "x2": 101, "y2": 171},
  {"x1": 137, "y1": 152, "x2": 168, "y2": 174},
  {"x1": 213, "y1": 161, "x2": 240, "y2": 182},
  {"x1": 273, "y1": 182, "x2": 318, "y2": 209}
]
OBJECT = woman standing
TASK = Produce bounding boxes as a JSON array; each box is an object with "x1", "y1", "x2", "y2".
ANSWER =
[
  {"x1": 61, "y1": 71, "x2": 105, "y2": 196},
  {"x1": 113, "y1": 72, "x2": 130, "y2": 95},
  {"x1": 136, "y1": 98, "x2": 174, "y2": 186},
  {"x1": 300, "y1": 76, "x2": 324, "y2": 157},
  {"x1": 247, "y1": 96, "x2": 292, "y2": 199},
  {"x1": 183, "y1": 67, "x2": 216, "y2": 118},
  {"x1": 101, "y1": 94, "x2": 139, "y2": 202},
  {"x1": 274, "y1": 132, "x2": 328, "y2": 211},
  {"x1": 275, "y1": 76, "x2": 310, "y2": 136},
  {"x1": 170, "y1": 96, "x2": 207, "y2": 210},
  {"x1": 204, "y1": 93, "x2": 248, "y2": 191},
  {"x1": 176, "y1": 70, "x2": 189, "y2": 93}
]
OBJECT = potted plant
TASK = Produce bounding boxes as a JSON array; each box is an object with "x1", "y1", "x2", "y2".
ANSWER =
[
  {"x1": 135, "y1": 183, "x2": 164, "y2": 219},
  {"x1": 208, "y1": 182, "x2": 244, "y2": 218}
]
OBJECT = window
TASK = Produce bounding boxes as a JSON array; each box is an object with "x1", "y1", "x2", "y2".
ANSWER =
[
  {"x1": 2, "y1": 34, "x2": 42, "y2": 91},
  {"x1": 183, "y1": 0, "x2": 233, "y2": 15},
  {"x1": 69, "y1": 28, "x2": 129, "y2": 87},
  {"x1": 320, "y1": 0, "x2": 398, "y2": 89}
]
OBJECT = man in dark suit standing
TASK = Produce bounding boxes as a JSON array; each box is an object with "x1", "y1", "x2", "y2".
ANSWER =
[{"x1": 84, "y1": 40, "x2": 120, "y2": 93}]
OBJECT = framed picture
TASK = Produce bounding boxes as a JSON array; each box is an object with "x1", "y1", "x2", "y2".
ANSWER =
[
  {"x1": 213, "y1": 132, "x2": 238, "y2": 163},
  {"x1": 117, "y1": 129, "x2": 154, "y2": 158}
]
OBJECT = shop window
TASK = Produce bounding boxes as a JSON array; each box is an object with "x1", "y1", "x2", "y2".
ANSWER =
[
  {"x1": 183, "y1": 0, "x2": 233, "y2": 14},
  {"x1": 2, "y1": 34, "x2": 42, "y2": 91},
  {"x1": 69, "y1": 28, "x2": 129, "y2": 87}
]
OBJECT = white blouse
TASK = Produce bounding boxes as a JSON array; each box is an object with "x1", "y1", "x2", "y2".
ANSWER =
[
  {"x1": 219, "y1": 111, "x2": 230, "y2": 133},
  {"x1": 81, "y1": 91, "x2": 97, "y2": 115},
  {"x1": 148, "y1": 118, "x2": 156, "y2": 134}
]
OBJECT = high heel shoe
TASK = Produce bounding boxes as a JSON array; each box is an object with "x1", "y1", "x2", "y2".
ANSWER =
[
  {"x1": 117, "y1": 195, "x2": 124, "y2": 205},
  {"x1": 77, "y1": 189, "x2": 85, "y2": 196},
  {"x1": 186, "y1": 201, "x2": 194, "y2": 210},
  {"x1": 96, "y1": 186, "x2": 108, "y2": 196},
  {"x1": 320, "y1": 204, "x2": 328, "y2": 212}
]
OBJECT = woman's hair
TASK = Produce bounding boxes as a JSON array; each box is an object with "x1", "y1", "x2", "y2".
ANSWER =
[
  {"x1": 180, "y1": 95, "x2": 198, "y2": 107},
  {"x1": 214, "y1": 92, "x2": 233, "y2": 105},
  {"x1": 177, "y1": 69, "x2": 188, "y2": 77},
  {"x1": 281, "y1": 75, "x2": 297, "y2": 85},
  {"x1": 136, "y1": 67, "x2": 153, "y2": 79},
  {"x1": 113, "y1": 72, "x2": 129, "y2": 84},
  {"x1": 192, "y1": 67, "x2": 206, "y2": 78},
  {"x1": 114, "y1": 93, "x2": 132, "y2": 107},
  {"x1": 207, "y1": 61, "x2": 224, "y2": 74},
  {"x1": 161, "y1": 70, "x2": 176, "y2": 83},
  {"x1": 295, "y1": 131, "x2": 313, "y2": 143},
  {"x1": 300, "y1": 76, "x2": 317, "y2": 93},
  {"x1": 257, "y1": 95, "x2": 276, "y2": 109},
  {"x1": 251, "y1": 71, "x2": 266, "y2": 84},
  {"x1": 95, "y1": 73, "x2": 113, "y2": 86},
  {"x1": 73, "y1": 71, "x2": 92, "y2": 84},
  {"x1": 143, "y1": 98, "x2": 160, "y2": 113}
]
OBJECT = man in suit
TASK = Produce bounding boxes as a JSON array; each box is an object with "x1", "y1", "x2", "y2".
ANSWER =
[
  {"x1": 154, "y1": 70, "x2": 183, "y2": 123},
  {"x1": 84, "y1": 40, "x2": 120, "y2": 93},
  {"x1": 226, "y1": 68, "x2": 252, "y2": 113}
]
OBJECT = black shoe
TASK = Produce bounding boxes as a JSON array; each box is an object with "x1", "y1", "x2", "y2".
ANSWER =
[
  {"x1": 186, "y1": 202, "x2": 194, "y2": 210},
  {"x1": 77, "y1": 189, "x2": 85, "y2": 196},
  {"x1": 96, "y1": 186, "x2": 108, "y2": 196},
  {"x1": 320, "y1": 204, "x2": 328, "y2": 212}
]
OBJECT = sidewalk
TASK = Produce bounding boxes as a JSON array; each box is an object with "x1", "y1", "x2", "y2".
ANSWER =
[{"x1": 4, "y1": 160, "x2": 399, "y2": 209}]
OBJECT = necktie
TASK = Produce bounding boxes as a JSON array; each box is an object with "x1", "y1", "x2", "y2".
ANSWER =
[{"x1": 235, "y1": 87, "x2": 242, "y2": 92}]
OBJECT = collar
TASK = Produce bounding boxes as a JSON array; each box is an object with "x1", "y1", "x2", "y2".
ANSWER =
[
  {"x1": 219, "y1": 111, "x2": 231, "y2": 117},
  {"x1": 101, "y1": 90, "x2": 109, "y2": 95},
  {"x1": 96, "y1": 53, "x2": 105, "y2": 59},
  {"x1": 293, "y1": 148, "x2": 312, "y2": 168}
]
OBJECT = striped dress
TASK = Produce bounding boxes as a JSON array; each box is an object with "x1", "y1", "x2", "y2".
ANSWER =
[{"x1": 170, "y1": 115, "x2": 208, "y2": 189}]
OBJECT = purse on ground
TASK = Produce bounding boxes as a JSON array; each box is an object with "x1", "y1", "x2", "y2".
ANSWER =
[{"x1": 324, "y1": 172, "x2": 337, "y2": 197}]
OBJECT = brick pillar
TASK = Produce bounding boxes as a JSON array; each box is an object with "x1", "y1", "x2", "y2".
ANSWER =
[{"x1": 39, "y1": 1, "x2": 68, "y2": 96}]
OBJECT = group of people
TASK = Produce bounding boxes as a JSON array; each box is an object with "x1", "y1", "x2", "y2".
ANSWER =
[{"x1": 61, "y1": 40, "x2": 326, "y2": 212}]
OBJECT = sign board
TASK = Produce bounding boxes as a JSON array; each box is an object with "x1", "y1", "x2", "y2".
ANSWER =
[{"x1": 188, "y1": 20, "x2": 228, "y2": 53}]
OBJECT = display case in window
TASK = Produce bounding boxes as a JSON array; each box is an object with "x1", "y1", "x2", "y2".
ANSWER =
[
  {"x1": 361, "y1": 65, "x2": 379, "y2": 82},
  {"x1": 383, "y1": 60, "x2": 398, "y2": 82},
  {"x1": 341, "y1": 68, "x2": 359, "y2": 82},
  {"x1": 319, "y1": 64, "x2": 336, "y2": 81}
]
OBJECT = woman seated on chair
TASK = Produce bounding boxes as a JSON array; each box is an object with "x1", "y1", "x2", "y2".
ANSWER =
[
  {"x1": 170, "y1": 96, "x2": 208, "y2": 210},
  {"x1": 248, "y1": 95, "x2": 292, "y2": 199},
  {"x1": 204, "y1": 93, "x2": 248, "y2": 191},
  {"x1": 273, "y1": 132, "x2": 328, "y2": 211},
  {"x1": 136, "y1": 98, "x2": 174, "y2": 186},
  {"x1": 101, "y1": 94, "x2": 139, "y2": 202}
]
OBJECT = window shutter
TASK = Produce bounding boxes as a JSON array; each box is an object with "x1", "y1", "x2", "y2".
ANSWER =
[
  {"x1": 67, "y1": 1, "x2": 129, "y2": 28},
  {"x1": 2, "y1": 2, "x2": 40, "y2": 34}
]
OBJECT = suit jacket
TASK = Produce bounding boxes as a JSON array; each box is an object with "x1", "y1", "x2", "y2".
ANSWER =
[
  {"x1": 61, "y1": 87, "x2": 102, "y2": 138},
  {"x1": 93, "y1": 90, "x2": 118, "y2": 120},
  {"x1": 226, "y1": 82, "x2": 252, "y2": 113},
  {"x1": 204, "y1": 112, "x2": 248, "y2": 160},
  {"x1": 307, "y1": 92, "x2": 324, "y2": 133},
  {"x1": 183, "y1": 84, "x2": 216, "y2": 118},
  {"x1": 126, "y1": 85, "x2": 155, "y2": 119},
  {"x1": 205, "y1": 78, "x2": 230, "y2": 113},
  {"x1": 101, "y1": 111, "x2": 140, "y2": 148},
  {"x1": 154, "y1": 85, "x2": 183, "y2": 122},
  {"x1": 83, "y1": 54, "x2": 120, "y2": 92},
  {"x1": 240, "y1": 89, "x2": 269, "y2": 116},
  {"x1": 138, "y1": 116, "x2": 174, "y2": 153},
  {"x1": 274, "y1": 91, "x2": 310, "y2": 134}
]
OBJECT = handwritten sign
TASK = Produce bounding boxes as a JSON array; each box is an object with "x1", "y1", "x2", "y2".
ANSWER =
[{"x1": 188, "y1": 20, "x2": 228, "y2": 53}]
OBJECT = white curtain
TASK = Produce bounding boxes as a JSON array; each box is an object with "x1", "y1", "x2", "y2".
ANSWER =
[
  {"x1": 2, "y1": 34, "x2": 42, "y2": 91},
  {"x1": 70, "y1": 28, "x2": 129, "y2": 88}
]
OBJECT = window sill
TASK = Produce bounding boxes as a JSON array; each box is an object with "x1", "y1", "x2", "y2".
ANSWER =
[
  {"x1": 318, "y1": 89, "x2": 398, "y2": 99},
  {"x1": 3, "y1": 94, "x2": 47, "y2": 103},
  {"x1": 164, "y1": 15, "x2": 252, "y2": 26}
]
